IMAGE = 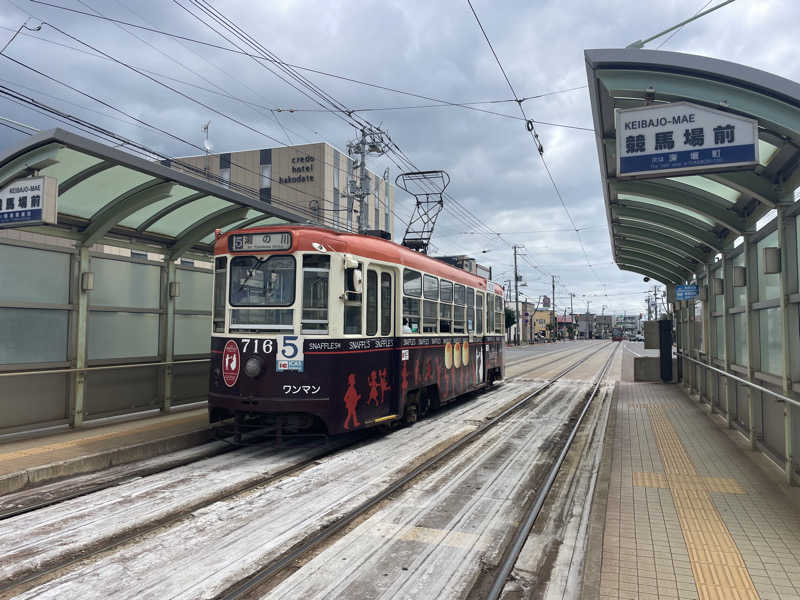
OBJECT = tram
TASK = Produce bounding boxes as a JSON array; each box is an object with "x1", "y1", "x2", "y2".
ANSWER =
[
  {"x1": 208, "y1": 225, "x2": 506, "y2": 436},
  {"x1": 611, "y1": 327, "x2": 624, "y2": 342}
]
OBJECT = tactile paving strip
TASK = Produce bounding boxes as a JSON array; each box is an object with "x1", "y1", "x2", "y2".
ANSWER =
[{"x1": 647, "y1": 406, "x2": 759, "y2": 600}]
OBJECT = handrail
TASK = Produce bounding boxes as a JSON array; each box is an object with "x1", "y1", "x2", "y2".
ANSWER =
[
  {"x1": 0, "y1": 358, "x2": 210, "y2": 378},
  {"x1": 677, "y1": 351, "x2": 799, "y2": 408}
]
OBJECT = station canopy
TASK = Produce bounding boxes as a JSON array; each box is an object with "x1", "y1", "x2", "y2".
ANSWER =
[
  {"x1": 0, "y1": 128, "x2": 304, "y2": 259},
  {"x1": 586, "y1": 48, "x2": 800, "y2": 285}
]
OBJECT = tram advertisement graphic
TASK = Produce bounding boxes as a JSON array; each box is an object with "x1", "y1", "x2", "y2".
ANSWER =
[{"x1": 222, "y1": 340, "x2": 240, "y2": 387}]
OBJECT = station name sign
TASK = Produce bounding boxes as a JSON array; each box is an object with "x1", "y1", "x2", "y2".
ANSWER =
[
  {"x1": 615, "y1": 101, "x2": 758, "y2": 178},
  {"x1": 0, "y1": 176, "x2": 57, "y2": 228},
  {"x1": 676, "y1": 284, "x2": 698, "y2": 301}
]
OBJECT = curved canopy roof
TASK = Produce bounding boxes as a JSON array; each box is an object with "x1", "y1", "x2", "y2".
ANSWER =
[
  {"x1": 585, "y1": 48, "x2": 800, "y2": 284},
  {"x1": 0, "y1": 129, "x2": 305, "y2": 259}
]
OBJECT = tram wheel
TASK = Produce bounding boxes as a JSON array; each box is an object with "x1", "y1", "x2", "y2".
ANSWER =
[{"x1": 403, "y1": 403, "x2": 418, "y2": 427}]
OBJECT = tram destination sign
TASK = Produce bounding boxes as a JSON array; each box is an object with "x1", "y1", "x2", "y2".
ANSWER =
[
  {"x1": 230, "y1": 231, "x2": 292, "y2": 252},
  {"x1": 0, "y1": 176, "x2": 57, "y2": 228},
  {"x1": 615, "y1": 101, "x2": 758, "y2": 178}
]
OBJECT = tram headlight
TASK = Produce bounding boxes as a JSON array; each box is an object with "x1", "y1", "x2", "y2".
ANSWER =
[{"x1": 244, "y1": 356, "x2": 264, "y2": 378}]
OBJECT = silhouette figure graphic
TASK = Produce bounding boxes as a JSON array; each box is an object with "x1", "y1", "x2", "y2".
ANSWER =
[{"x1": 343, "y1": 373, "x2": 361, "y2": 430}]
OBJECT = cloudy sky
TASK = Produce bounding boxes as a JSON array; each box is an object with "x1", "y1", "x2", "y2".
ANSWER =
[{"x1": 0, "y1": 0, "x2": 792, "y2": 316}]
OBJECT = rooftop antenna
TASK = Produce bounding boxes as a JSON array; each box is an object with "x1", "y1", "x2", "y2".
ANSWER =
[{"x1": 202, "y1": 121, "x2": 212, "y2": 175}]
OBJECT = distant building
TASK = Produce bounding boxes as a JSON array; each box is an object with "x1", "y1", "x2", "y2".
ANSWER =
[
  {"x1": 594, "y1": 314, "x2": 613, "y2": 338},
  {"x1": 167, "y1": 142, "x2": 395, "y2": 237}
]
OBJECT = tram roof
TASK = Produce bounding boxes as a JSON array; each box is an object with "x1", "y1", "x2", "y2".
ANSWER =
[
  {"x1": 218, "y1": 224, "x2": 505, "y2": 295},
  {"x1": 0, "y1": 128, "x2": 305, "y2": 259},
  {"x1": 585, "y1": 48, "x2": 800, "y2": 285}
]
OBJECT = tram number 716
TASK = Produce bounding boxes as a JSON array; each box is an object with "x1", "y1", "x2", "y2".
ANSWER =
[{"x1": 240, "y1": 338, "x2": 274, "y2": 354}]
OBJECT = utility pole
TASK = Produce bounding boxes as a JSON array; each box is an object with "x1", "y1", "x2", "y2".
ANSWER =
[
  {"x1": 551, "y1": 275, "x2": 556, "y2": 342},
  {"x1": 347, "y1": 127, "x2": 387, "y2": 233},
  {"x1": 569, "y1": 292, "x2": 575, "y2": 339},
  {"x1": 513, "y1": 245, "x2": 521, "y2": 346}
]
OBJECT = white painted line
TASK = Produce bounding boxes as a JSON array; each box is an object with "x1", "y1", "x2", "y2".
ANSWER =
[{"x1": 625, "y1": 345, "x2": 642, "y2": 357}]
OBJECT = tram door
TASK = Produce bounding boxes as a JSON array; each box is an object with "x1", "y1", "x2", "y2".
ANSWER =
[
  {"x1": 362, "y1": 268, "x2": 396, "y2": 419},
  {"x1": 475, "y1": 291, "x2": 485, "y2": 383}
]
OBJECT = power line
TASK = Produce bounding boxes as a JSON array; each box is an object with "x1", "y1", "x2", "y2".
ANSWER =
[
  {"x1": 465, "y1": 0, "x2": 601, "y2": 283},
  {"x1": 26, "y1": 1, "x2": 584, "y2": 123}
]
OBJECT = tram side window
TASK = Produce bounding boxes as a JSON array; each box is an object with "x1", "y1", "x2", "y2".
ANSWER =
[
  {"x1": 439, "y1": 280, "x2": 453, "y2": 333},
  {"x1": 476, "y1": 292, "x2": 484, "y2": 335},
  {"x1": 302, "y1": 254, "x2": 330, "y2": 334},
  {"x1": 402, "y1": 269, "x2": 422, "y2": 333},
  {"x1": 487, "y1": 293, "x2": 495, "y2": 333},
  {"x1": 344, "y1": 265, "x2": 363, "y2": 335},
  {"x1": 213, "y1": 257, "x2": 226, "y2": 333},
  {"x1": 495, "y1": 294, "x2": 504, "y2": 334},
  {"x1": 380, "y1": 272, "x2": 392, "y2": 336},
  {"x1": 453, "y1": 284, "x2": 465, "y2": 334},
  {"x1": 467, "y1": 288, "x2": 475, "y2": 332},
  {"x1": 366, "y1": 269, "x2": 378, "y2": 336},
  {"x1": 403, "y1": 297, "x2": 420, "y2": 333},
  {"x1": 423, "y1": 275, "x2": 438, "y2": 333}
]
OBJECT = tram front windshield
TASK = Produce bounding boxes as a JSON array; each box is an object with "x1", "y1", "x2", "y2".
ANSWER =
[{"x1": 229, "y1": 255, "x2": 295, "y2": 306}]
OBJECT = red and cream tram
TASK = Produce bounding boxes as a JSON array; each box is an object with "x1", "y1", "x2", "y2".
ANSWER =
[{"x1": 208, "y1": 225, "x2": 505, "y2": 436}]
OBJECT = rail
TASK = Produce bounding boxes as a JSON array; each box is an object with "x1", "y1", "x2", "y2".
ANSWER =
[
  {"x1": 218, "y1": 342, "x2": 616, "y2": 600},
  {"x1": 487, "y1": 341, "x2": 620, "y2": 599},
  {"x1": 677, "y1": 352, "x2": 800, "y2": 408},
  {"x1": 0, "y1": 358, "x2": 210, "y2": 378}
]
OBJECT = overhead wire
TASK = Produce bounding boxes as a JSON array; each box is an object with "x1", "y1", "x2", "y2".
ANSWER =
[
  {"x1": 465, "y1": 0, "x2": 602, "y2": 284},
  {"x1": 26, "y1": 1, "x2": 586, "y2": 125}
]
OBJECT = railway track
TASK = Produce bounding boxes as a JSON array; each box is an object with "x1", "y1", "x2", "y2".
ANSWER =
[
  {"x1": 485, "y1": 340, "x2": 619, "y2": 599},
  {"x1": 0, "y1": 341, "x2": 603, "y2": 523},
  {"x1": 0, "y1": 341, "x2": 613, "y2": 599},
  {"x1": 217, "y1": 342, "x2": 617, "y2": 600}
]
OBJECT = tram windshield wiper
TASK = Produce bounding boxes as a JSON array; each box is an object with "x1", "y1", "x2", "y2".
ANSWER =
[{"x1": 236, "y1": 256, "x2": 268, "y2": 294}]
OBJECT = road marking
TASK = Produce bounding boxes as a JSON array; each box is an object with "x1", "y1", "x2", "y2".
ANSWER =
[{"x1": 645, "y1": 406, "x2": 758, "y2": 600}]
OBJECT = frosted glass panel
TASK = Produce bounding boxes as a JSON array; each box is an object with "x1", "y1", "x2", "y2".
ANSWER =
[
  {"x1": 91, "y1": 258, "x2": 160, "y2": 308},
  {"x1": 88, "y1": 312, "x2": 158, "y2": 359},
  {"x1": 732, "y1": 312, "x2": 748, "y2": 366},
  {"x1": 712, "y1": 268, "x2": 724, "y2": 313},
  {"x1": 174, "y1": 314, "x2": 211, "y2": 355},
  {"x1": 0, "y1": 245, "x2": 69, "y2": 304},
  {"x1": 118, "y1": 186, "x2": 199, "y2": 229},
  {"x1": 713, "y1": 317, "x2": 724, "y2": 359},
  {"x1": 176, "y1": 269, "x2": 212, "y2": 312},
  {"x1": 759, "y1": 308, "x2": 783, "y2": 376},
  {"x1": 146, "y1": 196, "x2": 231, "y2": 236},
  {"x1": 58, "y1": 166, "x2": 154, "y2": 218},
  {"x1": 757, "y1": 231, "x2": 780, "y2": 301},
  {"x1": 0, "y1": 308, "x2": 68, "y2": 364},
  {"x1": 732, "y1": 253, "x2": 746, "y2": 307}
]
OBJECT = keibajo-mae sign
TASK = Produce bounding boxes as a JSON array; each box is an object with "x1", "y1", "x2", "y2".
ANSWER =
[
  {"x1": 0, "y1": 176, "x2": 57, "y2": 228},
  {"x1": 615, "y1": 101, "x2": 758, "y2": 178}
]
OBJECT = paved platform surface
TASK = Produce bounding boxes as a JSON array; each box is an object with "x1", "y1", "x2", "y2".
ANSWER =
[
  {"x1": 591, "y1": 382, "x2": 800, "y2": 600},
  {"x1": 0, "y1": 408, "x2": 210, "y2": 478}
]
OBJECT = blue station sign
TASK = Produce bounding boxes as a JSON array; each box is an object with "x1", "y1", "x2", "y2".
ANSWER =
[
  {"x1": 615, "y1": 102, "x2": 758, "y2": 178},
  {"x1": 676, "y1": 284, "x2": 699, "y2": 301},
  {"x1": 0, "y1": 176, "x2": 58, "y2": 228}
]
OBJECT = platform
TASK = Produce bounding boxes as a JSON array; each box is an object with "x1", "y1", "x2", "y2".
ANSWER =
[
  {"x1": 0, "y1": 408, "x2": 213, "y2": 494},
  {"x1": 586, "y1": 382, "x2": 800, "y2": 600}
]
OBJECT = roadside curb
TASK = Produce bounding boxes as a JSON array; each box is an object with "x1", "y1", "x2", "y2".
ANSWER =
[{"x1": 0, "y1": 427, "x2": 215, "y2": 496}]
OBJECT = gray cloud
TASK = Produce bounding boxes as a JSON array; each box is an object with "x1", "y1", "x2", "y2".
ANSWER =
[{"x1": 0, "y1": 0, "x2": 791, "y2": 314}]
